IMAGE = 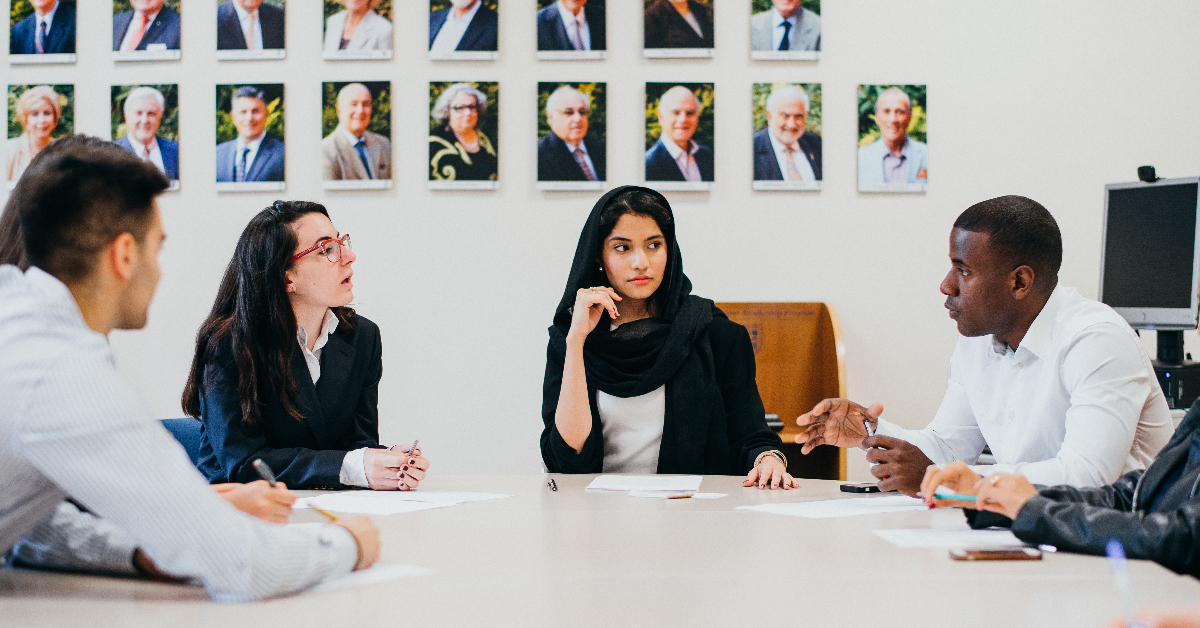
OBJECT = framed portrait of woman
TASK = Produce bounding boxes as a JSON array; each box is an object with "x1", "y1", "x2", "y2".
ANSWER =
[
  {"x1": 323, "y1": 0, "x2": 393, "y2": 60},
  {"x1": 429, "y1": 0, "x2": 499, "y2": 61},
  {"x1": 643, "y1": 0, "x2": 713, "y2": 58},
  {"x1": 6, "y1": 83, "x2": 72, "y2": 188},
  {"x1": 428, "y1": 81, "x2": 499, "y2": 190}
]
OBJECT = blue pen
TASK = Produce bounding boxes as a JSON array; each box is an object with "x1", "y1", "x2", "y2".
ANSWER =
[{"x1": 1106, "y1": 539, "x2": 1148, "y2": 628}]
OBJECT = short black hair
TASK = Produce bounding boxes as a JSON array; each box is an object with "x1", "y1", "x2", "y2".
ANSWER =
[
  {"x1": 19, "y1": 138, "x2": 170, "y2": 283},
  {"x1": 953, "y1": 195, "x2": 1062, "y2": 288},
  {"x1": 233, "y1": 86, "x2": 266, "y2": 102}
]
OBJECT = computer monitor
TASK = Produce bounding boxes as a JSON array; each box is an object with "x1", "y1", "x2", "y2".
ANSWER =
[{"x1": 1100, "y1": 176, "x2": 1200, "y2": 330}]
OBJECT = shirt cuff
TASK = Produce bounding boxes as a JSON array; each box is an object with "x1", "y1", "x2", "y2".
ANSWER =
[
  {"x1": 870, "y1": 418, "x2": 906, "y2": 449},
  {"x1": 339, "y1": 448, "x2": 370, "y2": 488},
  {"x1": 318, "y1": 523, "x2": 360, "y2": 575}
]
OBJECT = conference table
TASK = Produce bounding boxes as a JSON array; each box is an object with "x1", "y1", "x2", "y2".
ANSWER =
[{"x1": 3, "y1": 475, "x2": 1198, "y2": 627}]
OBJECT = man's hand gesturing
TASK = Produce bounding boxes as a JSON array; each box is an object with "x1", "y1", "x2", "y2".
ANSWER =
[{"x1": 794, "y1": 398, "x2": 883, "y2": 454}]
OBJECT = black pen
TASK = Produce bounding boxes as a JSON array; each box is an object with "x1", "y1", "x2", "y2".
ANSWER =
[{"x1": 252, "y1": 458, "x2": 277, "y2": 487}]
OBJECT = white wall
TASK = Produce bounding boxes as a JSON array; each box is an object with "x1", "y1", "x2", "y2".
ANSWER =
[{"x1": 7, "y1": 1, "x2": 1200, "y2": 480}]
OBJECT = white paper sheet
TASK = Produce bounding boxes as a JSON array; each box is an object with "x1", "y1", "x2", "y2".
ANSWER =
[
  {"x1": 872, "y1": 528, "x2": 1024, "y2": 548},
  {"x1": 309, "y1": 563, "x2": 434, "y2": 593},
  {"x1": 735, "y1": 495, "x2": 928, "y2": 519},
  {"x1": 585, "y1": 475, "x2": 703, "y2": 492},
  {"x1": 294, "y1": 490, "x2": 513, "y2": 515},
  {"x1": 627, "y1": 490, "x2": 727, "y2": 499}
]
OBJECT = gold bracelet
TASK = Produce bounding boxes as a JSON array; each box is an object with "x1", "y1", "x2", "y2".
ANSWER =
[{"x1": 754, "y1": 450, "x2": 788, "y2": 469}]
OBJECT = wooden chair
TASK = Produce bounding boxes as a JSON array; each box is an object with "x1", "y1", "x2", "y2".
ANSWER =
[{"x1": 714, "y1": 302, "x2": 847, "y2": 480}]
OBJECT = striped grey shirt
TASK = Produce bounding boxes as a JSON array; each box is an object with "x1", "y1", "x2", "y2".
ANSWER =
[{"x1": 0, "y1": 265, "x2": 357, "y2": 601}]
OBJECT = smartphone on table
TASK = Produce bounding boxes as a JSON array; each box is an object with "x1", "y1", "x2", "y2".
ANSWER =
[{"x1": 949, "y1": 547, "x2": 1042, "y2": 561}]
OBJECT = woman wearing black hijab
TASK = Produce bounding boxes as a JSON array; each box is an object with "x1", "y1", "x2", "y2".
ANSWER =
[{"x1": 541, "y1": 186, "x2": 798, "y2": 489}]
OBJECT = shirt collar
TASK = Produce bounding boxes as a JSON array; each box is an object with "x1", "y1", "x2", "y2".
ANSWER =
[
  {"x1": 132, "y1": 135, "x2": 159, "y2": 151},
  {"x1": 236, "y1": 133, "x2": 265, "y2": 153},
  {"x1": 23, "y1": 265, "x2": 89, "y2": 331},
  {"x1": 231, "y1": 1, "x2": 257, "y2": 20},
  {"x1": 767, "y1": 128, "x2": 799, "y2": 154},
  {"x1": 448, "y1": 0, "x2": 482, "y2": 24},
  {"x1": 661, "y1": 138, "x2": 698, "y2": 160},
  {"x1": 340, "y1": 126, "x2": 366, "y2": 145},
  {"x1": 297, "y1": 309, "x2": 340, "y2": 354},
  {"x1": 989, "y1": 283, "x2": 1066, "y2": 359},
  {"x1": 771, "y1": 6, "x2": 798, "y2": 28},
  {"x1": 885, "y1": 137, "x2": 911, "y2": 159},
  {"x1": 562, "y1": 137, "x2": 588, "y2": 155},
  {"x1": 556, "y1": 0, "x2": 586, "y2": 28},
  {"x1": 37, "y1": 1, "x2": 59, "y2": 24}
]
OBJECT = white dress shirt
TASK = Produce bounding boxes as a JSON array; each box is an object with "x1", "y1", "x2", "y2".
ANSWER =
[
  {"x1": 430, "y1": 0, "x2": 482, "y2": 53},
  {"x1": 119, "y1": 10, "x2": 160, "y2": 51},
  {"x1": 876, "y1": 285, "x2": 1174, "y2": 487},
  {"x1": 555, "y1": 0, "x2": 591, "y2": 50},
  {"x1": 235, "y1": 133, "x2": 266, "y2": 177},
  {"x1": 661, "y1": 138, "x2": 702, "y2": 182},
  {"x1": 600, "y1": 386, "x2": 666, "y2": 474},
  {"x1": 0, "y1": 266, "x2": 357, "y2": 601},
  {"x1": 770, "y1": 7, "x2": 798, "y2": 50},
  {"x1": 295, "y1": 309, "x2": 371, "y2": 489},
  {"x1": 35, "y1": 1, "x2": 59, "y2": 43},
  {"x1": 130, "y1": 136, "x2": 165, "y2": 175},
  {"x1": 231, "y1": 1, "x2": 263, "y2": 50},
  {"x1": 768, "y1": 131, "x2": 816, "y2": 182}
]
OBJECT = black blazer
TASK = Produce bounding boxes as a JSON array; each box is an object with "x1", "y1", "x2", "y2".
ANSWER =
[
  {"x1": 10, "y1": 4, "x2": 76, "y2": 54},
  {"x1": 752, "y1": 128, "x2": 823, "y2": 181},
  {"x1": 967, "y1": 397, "x2": 1200, "y2": 578},
  {"x1": 538, "y1": 132, "x2": 606, "y2": 182},
  {"x1": 217, "y1": 1, "x2": 285, "y2": 50},
  {"x1": 644, "y1": 0, "x2": 713, "y2": 49},
  {"x1": 536, "y1": 2, "x2": 605, "y2": 51},
  {"x1": 113, "y1": 7, "x2": 181, "y2": 51},
  {"x1": 645, "y1": 139, "x2": 713, "y2": 182},
  {"x1": 541, "y1": 317, "x2": 782, "y2": 474},
  {"x1": 196, "y1": 315, "x2": 386, "y2": 489},
  {"x1": 429, "y1": 4, "x2": 498, "y2": 51}
]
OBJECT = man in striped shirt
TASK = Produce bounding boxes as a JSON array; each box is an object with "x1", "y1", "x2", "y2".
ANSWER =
[{"x1": 0, "y1": 140, "x2": 380, "y2": 601}]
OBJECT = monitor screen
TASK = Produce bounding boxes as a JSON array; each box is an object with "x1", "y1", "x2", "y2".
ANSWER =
[{"x1": 1101, "y1": 178, "x2": 1200, "y2": 328}]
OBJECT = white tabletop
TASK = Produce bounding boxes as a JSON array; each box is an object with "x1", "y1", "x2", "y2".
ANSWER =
[{"x1": 3, "y1": 475, "x2": 1198, "y2": 627}]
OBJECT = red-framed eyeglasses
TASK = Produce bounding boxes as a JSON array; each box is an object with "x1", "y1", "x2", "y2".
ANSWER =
[{"x1": 290, "y1": 234, "x2": 351, "y2": 264}]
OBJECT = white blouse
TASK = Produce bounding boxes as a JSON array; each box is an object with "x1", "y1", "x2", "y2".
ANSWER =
[{"x1": 599, "y1": 385, "x2": 666, "y2": 474}]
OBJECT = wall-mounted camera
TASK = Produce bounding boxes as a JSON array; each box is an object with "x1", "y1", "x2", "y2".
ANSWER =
[{"x1": 1138, "y1": 165, "x2": 1160, "y2": 183}]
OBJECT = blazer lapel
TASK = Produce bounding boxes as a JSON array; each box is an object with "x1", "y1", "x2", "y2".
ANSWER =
[
  {"x1": 335, "y1": 133, "x2": 369, "y2": 179},
  {"x1": 139, "y1": 18, "x2": 163, "y2": 50},
  {"x1": 314, "y1": 333, "x2": 356, "y2": 445},
  {"x1": 457, "y1": 11, "x2": 484, "y2": 50},
  {"x1": 289, "y1": 348, "x2": 329, "y2": 447},
  {"x1": 247, "y1": 139, "x2": 274, "y2": 180}
]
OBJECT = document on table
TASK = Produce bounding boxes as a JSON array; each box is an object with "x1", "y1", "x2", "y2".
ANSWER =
[
  {"x1": 872, "y1": 528, "x2": 1025, "y2": 548},
  {"x1": 735, "y1": 495, "x2": 928, "y2": 518},
  {"x1": 295, "y1": 490, "x2": 513, "y2": 516},
  {"x1": 309, "y1": 563, "x2": 434, "y2": 593},
  {"x1": 585, "y1": 475, "x2": 703, "y2": 492},
  {"x1": 627, "y1": 490, "x2": 727, "y2": 499}
]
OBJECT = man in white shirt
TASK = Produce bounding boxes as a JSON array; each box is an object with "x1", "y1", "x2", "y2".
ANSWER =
[
  {"x1": 644, "y1": 86, "x2": 714, "y2": 183},
  {"x1": 0, "y1": 141, "x2": 379, "y2": 600},
  {"x1": 795, "y1": 196, "x2": 1174, "y2": 495},
  {"x1": 752, "y1": 84, "x2": 822, "y2": 182},
  {"x1": 215, "y1": 86, "x2": 285, "y2": 182},
  {"x1": 115, "y1": 87, "x2": 178, "y2": 180}
]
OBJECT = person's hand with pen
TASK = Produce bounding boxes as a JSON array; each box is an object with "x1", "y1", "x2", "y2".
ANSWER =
[
  {"x1": 363, "y1": 442, "x2": 428, "y2": 491},
  {"x1": 211, "y1": 481, "x2": 296, "y2": 523},
  {"x1": 919, "y1": 461, "x2": 1039, "y2": 518}
]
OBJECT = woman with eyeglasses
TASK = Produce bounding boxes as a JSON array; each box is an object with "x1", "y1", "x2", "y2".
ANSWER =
[
  {"x1": 183, "y1": 201, "x2": 429, "y2": 491},
  {"x1": 428, "y1": 83, "x2": 498, "y2": 182},
  {"x1": 541, "y1": 186, "x2": 797, "y2": 488}
]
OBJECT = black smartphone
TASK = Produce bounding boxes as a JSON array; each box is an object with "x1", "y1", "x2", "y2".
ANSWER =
[{"x1": 840, "y1": 482, "x2": 881, "y2": 493}]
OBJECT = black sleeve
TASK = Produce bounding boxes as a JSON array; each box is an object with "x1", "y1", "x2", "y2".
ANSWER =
[
  {"x1": 347, "y1": 321, "x2": 387, "y2": 450},
  {"x1": 966, "y1": 471, "x2": 1142, "y2": 530},
  {"x1": 539, "y1": 339, "x2": 604, "y2": 473},
  {"x1": 710, "y1": 320, "x2": 783, "y2": 474},
  {"x1": 198, "y1": 356, "x2": 347, "y2": 488}
]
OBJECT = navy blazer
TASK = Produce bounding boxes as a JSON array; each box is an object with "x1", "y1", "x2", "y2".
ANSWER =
[
  {"x1": 644, "y1": 0, "x2": 713, "y2": 49},
  {"x1": 536, "y1": 3, "x2": 605, "y2": 51},
  {"x1": 429, "y1": 4, "x2": 498, "y2": 51},
  {"x1": 215, "y1": 135, "x2": 285, "y2": 182},
  {"x1": 538, "y1": 132, "x2": 606, "y2": 182},
  {"x1": 217, "y1": 1, "x2": 285, "y2": 50},
  {"x1": 196, "y1": 315, "x2": 386, "y2": 489},
  {"x1": 114, "y1": 135, "x2": 179, "y2": 180},
  {"x1": 113, "y1": 6, "x2": 181, "y2": 51},
  {"x1": 645, "y1": 138, "x2": 714, "y2": 182},
  {"x1": 10, "y1": 4, "x2": 76, "y2": 54},
  {"x1": 751, "y1": 128, "x2": 822, "y2": 181}
]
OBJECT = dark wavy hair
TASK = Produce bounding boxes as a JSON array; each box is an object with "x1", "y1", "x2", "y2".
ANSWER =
[
  {"x1": 182, "y1": 200, "x2": 356, "y2": 425},
  {"x1": 595, "y1": 188, "x2": 675, "y2": 314}
]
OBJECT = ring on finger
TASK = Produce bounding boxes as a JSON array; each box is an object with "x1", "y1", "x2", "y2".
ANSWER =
[{"x1": 990, "y1": 475, "x2": 1000, "y2": 485}]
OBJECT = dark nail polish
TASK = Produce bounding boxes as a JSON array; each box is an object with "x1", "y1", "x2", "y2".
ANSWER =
[
  {"x1": 402, "y1": 465, "x2": 409, "y2": 471},
  {"x1": 409, "y1": 459, "x2": 416, "y2": 465}
]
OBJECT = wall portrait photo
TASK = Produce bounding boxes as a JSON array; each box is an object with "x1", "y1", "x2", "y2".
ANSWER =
[
  {"x1": 750, "y1": 0, "x2": 819, "y2": 61},
  {"x1": 752, "y1": 82, "x2": 821, "y2": 191},
  {"x1": 6, "y1": 84, "x2": 72, "y2": 186},
  {"x1": 10, "y1": 0, "x2": 77, "y2": 64},
  {"x1": 323, "y1": 0, "x2": 392, "y2": 60},
  {"x1": 217, "y1": 0, "x2": 285, "y2": 60},
  {"x1": 857, "y1": 84, "x2": 927, "y2": 193},
  {"x1": 429, "y1": 81, "x2": 498, "y2": 190},
  {"x1": 645, "y1": 82, "x2": 714, "y2": 191},
  {"x1": 643, "y1": 0, "x2": 712, "y2": 58},
  {"x1": 536, "y1": 0, "x2": 604, "y2": 61},
  {"x1": 113, "y1": 0, "x2": 181, "y2": 61},
  {"x1": 322, "y1": 81, "x2": 391, "y2": 190},
  {"x1": 214, "y1": 83, "x2": 284, "y2": 191},
  {"x1": 111, "y1": 84, "x2": 180, "y2": 188},
  {"x1": 537, "y1": 82, "x2": 605, "y2": 190},
  {"x1": 429, "y1": 0, "x2": 498, "y2": 61}
]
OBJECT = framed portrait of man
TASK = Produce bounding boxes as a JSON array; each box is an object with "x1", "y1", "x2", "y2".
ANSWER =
[
  {"x1": 645, "y1": 82, "x2": 714, "y2": 191},
  {"x1": 536, "y1": 0, "x2": 604, "y2": 61},
  {"x1": 429, "y1": 0, "x2": 498, "y2": 61},
  {"x1": 750, "y1": 0, "x2": 819, "y2": 61},
  {"x1": 111, "y1": 84, "x2": 180, "y2": 190},
  {"x1": 537, "y1": 82, "x2": 605, "y2": 191},
  {"x1": 857, "y1": 84, "x2": 927, "y2": 193},
  {"x1": 643, "y1": 0, "x2": 712, "y2": 58},
  {"x1": 323, "y1": 0, "x2": 392, "y2": 60},
  {"x1": 6, "y1": 84, "x2": 72, "y2": 187},
  {"x1": 113, "y1": 0, "x2": 182, "y2": 62},
  {"x1": 214, "y1": 83, "x2": 285, "y2": 192},
  {"x1": 752, "y1": 83, "x2": 821, "y2": 191},
  {"x1": 9, "y1": 0, "x2": 77, "y2": 64},
  {"x1": 321, "y1": 81, "x2": 392, "y2": 191},
  {"x1": 429, "y1": 81, "x2": 499, "y2": 190},
  {"x1": 217, "y1": 0, "x2": 286, "y2": 61}
]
